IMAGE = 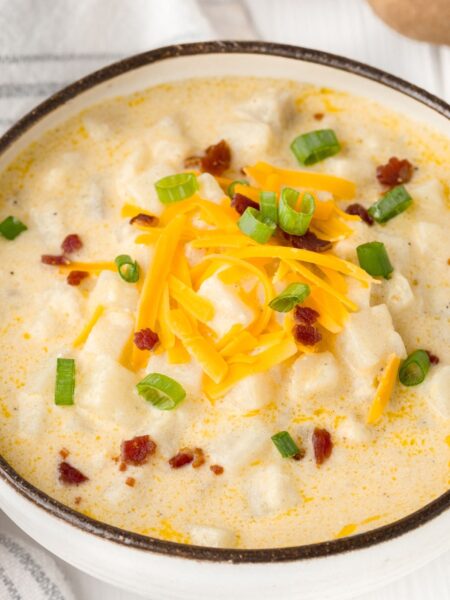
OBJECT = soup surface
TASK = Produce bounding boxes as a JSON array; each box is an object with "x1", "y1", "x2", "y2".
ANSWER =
[{"x1": 0, "y1": 78, "x2": 449, "y2": 549}]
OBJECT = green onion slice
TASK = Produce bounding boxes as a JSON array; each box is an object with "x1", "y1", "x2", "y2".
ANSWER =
[
  {"x1": 55, "y1": 358, "x2": 75, "y2": 406},
  {"x1": 260, "y1": 191, "x2": 278, "y2": 224},
  {"x1": 136, "y1": 372, "x2": 186, "y2": 410},
  {"x1": 278, "y1": 188, "x2": 315, "y2": 236},
  {"x1": 356, "y1": 241, "x2": 393, "y2": 279},
  {"x1": 115, "y1": 254, "x2": 140, "y2": 283},
  {"x1": 271, "y1": 431, "x2": 300, "y2": 458},
  {"x1": 238, "y1": 207, "x2": 277, "y2": 244},
  {"x1": 399, "y1": 350, "x2": 430, "y2": 387},
  {"x1": 227, "y1": 179, "x2": 249, "y2": 198},
  {"x1": 0, "y1": 216, "x2": 27, "y2": 240},
  {"x1": 290, "y1": 129, "x2": 341, "y2": 166},
  {"x1": 269, "y1": 282, "x2": 310, "y2": 312},
  {"x1": 155, "y1": 172, "x2": 199, "y2": 204},
  {"x1": 368, "y1": 185, "x2": 413, "y2": 223}
]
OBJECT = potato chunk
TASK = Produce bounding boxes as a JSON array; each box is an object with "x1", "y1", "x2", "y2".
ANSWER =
[
  {"x1": 288, "y1": 352, "x2": 339, "y2": 401},
  {"x1": 190, "y1": 525, "x2": 236, "y2": 548},
  {"x1": 246, "y1": 465, "x2": 299, "y2": 517}
]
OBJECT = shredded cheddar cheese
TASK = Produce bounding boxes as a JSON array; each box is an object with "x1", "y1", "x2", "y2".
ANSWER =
[
  {"x1": 367, "y1": 354, "x2": 402, "y2": 425},
  {"x1": 73, "y1": 305, "x2": 105, "y2": 348}
]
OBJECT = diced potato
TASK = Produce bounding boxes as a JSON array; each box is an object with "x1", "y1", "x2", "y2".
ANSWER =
[
  {"x1": 426, "y1": 366, "x2": 450, "y2": 419},
  {"x1": 346, "y1": 278, "x2": 372, "y2": 308},
  {"x1": 17, "y1": 392, "x2": 47, "y2": 437},
  {"x1": 118, "y1": 163, "x2": 174, "y2": 217},
  {"x1": 336, "y1": 415, "x2": 373, "y2": 443},
  {"x1": 83, "y1": 310, "x2": 133, "y2": 362},
  {"x1": 413, "y1": 222, "x2": 444, "y2": 257},
  {"x1": 333, "y1": 221, "x2": 372, "y2": 260},
  {"x1": 234, "y1": 91, "x2": 294, "y2": 132},
  {"x1": 197, "y1": 173, "x2": 226, "y2": 204},
  {"x1": 288, "y1": 352, "x2": 339, "y2": 401},
  {"x1": 82, "y1": 114, "x2": 112, "y2": 142},
  {"x1": 220, "y1": 372, "x2": 274, "y2": 413},
  {"x1": 197, "y1": 275, "x2": 254, "y2": 337},
  {"x1": 145, "y1": 117, "x2": 193, "y2": 167},
  {"x1": 146, "y1": 353, "x2": 203, "y2": 398},
  {"x1": 409, "y1": 179, "x2": 445, "y2": 215},
  {"x1": 88, "y1": 270, "x2": 139, "y2": 313},
  {"x1": 29, "y1": 200, "x2": 66, "y2": 243},
  {"x1": 221, "y1": 120, "x2": 273, "y2": 167},
  {"x1": 377, "y1": 232, "x2": 411, "y2": 273},
  {"x1": 326, "y1": 156, "x2": 374, "y2": 183},
  {"x1": 28, "y1": 285, "x2": 82, "y2": 341},
  {"x1": 208, "y1": 422, "x2": 271, "y2": 473},
  {"x1": 246, "y1": 465, "x2": 299, "y2": 517},
  {"x1": 384, "y1": 272, "x2": 414, "y2": 313},
  {"x1": 190, "y1": 525, "x2": 236, "y2": 548},
  {"x1": 336, "y1": 304, "x2": 406, "y2": 375}
]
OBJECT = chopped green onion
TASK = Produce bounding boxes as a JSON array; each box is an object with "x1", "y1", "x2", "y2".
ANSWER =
[
  {"x1": 238, "y1": 207, "x2": 276, "y2": 244},
  {"x1": 155, "y1": 172, "x2": 199, "y2": 204},
  {"x1": 290, "y1": 129, "x2": 341, "y2": 166},
  {"x1": 115, "y1": 254, "x2": 140, "y2": 283},
  {"x1": 271, "y1": 431, "x2": 300, "y2": 458},
  {"x1": 227, "y1": 179, "x2": 249, "y2": 198},
  {"x1": 399, "y1": 350, "x2": 430, "y2": 387},
  {"x1": 55, "y1": 358, "x2": 75, "y2": 406},
  {"x1": 368, "y1": 185, "x2": 413, "y2": 223},
  {"x1": 260, "y1": 191, "x2": 278, "y2": 224},
  {"x1": 136, "y1": 372, "x2": 186, "y2": 410},
  {"x1": 269, "y1": 282, "x2": 310, "y2": 312},
  {"x1": 0, "y1": 216, "x2": 27, "y2": 240},
  {"x1": 356, "y1": 241, "x2": 393, "y2": 279},
  {"x1": 278, "y1": 188, "x2": 315, "y2": 236}
]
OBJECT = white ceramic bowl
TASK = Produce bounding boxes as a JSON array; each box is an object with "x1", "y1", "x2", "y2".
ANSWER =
[{"x1": 0, "y1": 42, "x2": 449, "y2": 600}]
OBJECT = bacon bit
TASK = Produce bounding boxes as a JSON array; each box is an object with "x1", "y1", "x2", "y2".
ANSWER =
[
  {"x1": 111, "y1": 455, "x2": 120, "y2": 464},
  {"x1": 292, "y1": 324, "x2": 322, "y2": 346},
  {"x1": 210, "y1": 464, "x2": 224, "y2": 475},
  {"x1": 119, "y1": 462, "x2": 127, "y2": 472},
  {"x1": 61, "y1": 234, "x2": 83, "y2": 254},
  {"x1": 59, "y1": 448, "x2": 70, "y2": 459},
  {"x1": 134, "y1": 328, "x2": 159, "y2": 351},
  {"x1": 200, "y1": 140, "x2": 231, "y2": 176},
  {"x1": 169, "y1": 448, "x2": 194, "y2": 469},
  {"x1": 192, "y1": 447, "x2": 206, "y2": 469},
  {"x1": 312, "y1": 428, "x2": 333, "y2": 466},
  {"x1": 282, "y1": 231, "x2": 332, "y2": 253},
  {"x1": 313, "y1": 112, "x2": 324, "y2": 120},
  {"x1": 292, "y1": 448, "x2": 306, "y2": 461},
  {"x1": 293, "y1": 306, "x2": 319, "y2": 325},
  {"x1": 345, "y1": 203, "x2": 374, "y2": 226},
  {"x1": 41, "y1": 254, "x2": 70, "y2": 266},
  {"x1": 58, "y1": 461, "x2": 88, "y2": 486},
  {"x1": 184, "y1": 155, "x2": 202, "y2": 170},
  {"x1": 129, "y1": 213, "x2": 158, "y2": 227},
  {"x1": 426, "y1": 350, "x2": 440, "y2": 365},
  {"x1": 231, "y1": 193, "x2": 259, "y2": 215},
  {"x1": 121, "y1": 435, "x2": 157, "y2": 466},
  {"x1": 125, "y1": 477, "x2": 136, "y2": 487},
  {"x1": 67, "y1": 270, "x2": 89, "y2": 286},
  {"x1": 376, "y1": 157, "x2": 414, "y2": 186},
  {"x1": 74, "y1": 496, "x2": 82, "y2": 505}
]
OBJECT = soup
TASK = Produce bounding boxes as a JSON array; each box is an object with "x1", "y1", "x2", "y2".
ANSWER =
[{"x1": 0, "y1": 78, "x2": 448, "y2": 549}]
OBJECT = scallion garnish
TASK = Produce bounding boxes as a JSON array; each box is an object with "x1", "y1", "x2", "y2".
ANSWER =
[
  {"x1": 155, "y1": 173, "x2": 199, "y2": 204},
  {"x1": 136, "y1": 372, "x2": 186, "y2": 410},
  {"x1": 238, "y1": 207, "x2": 276, "y2": 244},
  {"x1": 290, "y1": 129, "x2": 341, "y2": 166},
  {"x1": 356, "y1": 241, "x2": 393, "y2": 279},
  {"x1": 260, "y1": 191, "x2": 278, "y2": 224},
  {"x1": 115, "y1": 255, "x2": 140, "y2": 283},
  {"x1": 55, "y1": 358, "x2": 75, "y2": 406},
  {"x1": 368, "y1": 185, "x2": 412, "y2": 223},
  {"x1": 399, "y1": 350, "x2": 430, "y2": 387},
  {"x1": 278, "y1": 188, "x2": 315, "y2": 236},
  {"x1": 269, "y1": 282, "x2": 311, "y2": 312},
  {"x1": 271, "y1": 431, "x2": 300, "y2": 458},
  {"x1": 0, "y1": 216, "x2": 27, "y2": 240},
  {"x1": 227, "y1": 179, "x2": 249, "y2": 198}
]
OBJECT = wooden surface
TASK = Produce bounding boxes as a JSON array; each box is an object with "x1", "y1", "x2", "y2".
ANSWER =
[{"x1": 1, "y1": 0, "x2": 449, "y2": 598}]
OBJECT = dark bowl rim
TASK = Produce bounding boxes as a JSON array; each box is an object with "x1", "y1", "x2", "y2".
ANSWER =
[{"x1": 0, "y1": 40, "x2": 449, "y2": 564}]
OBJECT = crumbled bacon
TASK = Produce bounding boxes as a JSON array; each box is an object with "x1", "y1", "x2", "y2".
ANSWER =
[
  {"x1": 129, "y1": 213, "x2": 158, "y2": 227},
  {"x1": 200, "y1": 140, "x2": 231, "y2": 176},
  {"x1": 58, "y1": 461, "x2": 88, "y2": 486},
  {"x1": 169, "y1": 448, "x2": 194, "y2": 469},
  {"x1": 74, "y1": 496, "x2": 82, "y2": 505},
  {"x1": 41, "y1": 254, "x2": 70, "y2": 266},
  {"x1": 292, "y1": 448, "x2": 306, "y2": 461},
  {"x1": 184, "y1": 155, "x2": 202, "y2": 170},
  {"x1": 59, "y1": 448, "x2": 70, "y2": 459},
  {"x1": 125, "y1": 477, "x2": 136, "y2": 487},
  {"x1": 121, "y1": 435, "x2": 156, "y2": 466},
  {"x1": 376, "y1": 157, "x2": 414, "y2": 186},
  {"x1": 292, "y1": 324, "x2": 322, "y2": 346},
  {"x1": 133, "y1": 328, "x2": 159, "y2": 351},
  {"x1": 426, "y1": 350, "x2": 440, "y2": 365},
  {"x1": 293, "y1": 306, "x2": 319, "y2": 325},
  {"x1": 313, "y1": 113, "x2": 324, "y2": 120},
  {"x1": 345, "y1": 203, "x2": 374, "y2": 226},
  {"x1": 312, "y1": 428, "x2": 333, "y2": 465},
  {"x1": 61, "y1": 234, "x2": 83, "y2": 254},
  {"x1": 210, "y1": 464, "x2": 224, "y2": 475},
  {"x1": 192, "y1": 447, "x2": 206, "y2": 469},
  {"x1": 67, "y1": 270, "x2": 88, "y2": 286},
  {"x1": 231, "y1": 193, "x2": 259, "y2": 215},
  {"x1": 119, "y1": 462, "x2": 127, "y2": 472},
  {"x1": 282, "y1": 231, "x2": 332, "y2": 253}
]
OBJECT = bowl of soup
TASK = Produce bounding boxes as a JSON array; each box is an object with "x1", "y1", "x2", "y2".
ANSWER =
[{"x1": 0, "y1": 41, "x2": 448, "y2": 600}]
